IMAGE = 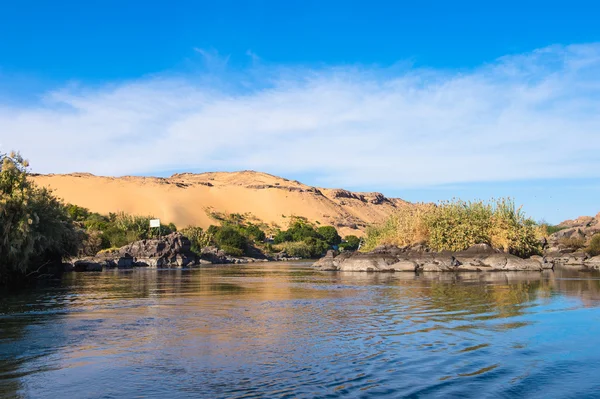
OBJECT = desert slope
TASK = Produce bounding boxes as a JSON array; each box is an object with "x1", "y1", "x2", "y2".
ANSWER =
[{"x1": 31, "y1": 171, "x2": 408, "y2": 236}]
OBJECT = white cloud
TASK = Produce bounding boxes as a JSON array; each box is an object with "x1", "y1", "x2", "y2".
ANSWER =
[{"x1": 1, "y1": 43, "x2": 600, "y2": 189}]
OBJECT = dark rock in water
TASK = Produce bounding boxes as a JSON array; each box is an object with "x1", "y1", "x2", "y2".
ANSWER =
[
  {"x1": 117, "y1": 254, "x2": 134, "y2": 268},
  {"x1": 62, "y1": 262, "x2": 75, "y2": 272},
  {"x1": 314, "y1": 244, "x2": 550, "y2": 272},
  {"x1": 199, "y1": 246, "x2": 273, "y2": 264},
  {"x1": 74, "y1": 260, "x2": 103, "y2": 272}
]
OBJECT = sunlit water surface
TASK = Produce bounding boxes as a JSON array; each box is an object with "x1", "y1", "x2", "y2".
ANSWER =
[{"x1": 2, "y1": 263, "x2": 600, "y2": 398}]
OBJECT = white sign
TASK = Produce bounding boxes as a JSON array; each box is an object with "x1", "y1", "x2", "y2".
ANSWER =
[{"x1": 149, "y1": 219, "x2": 161, "y2": 228}]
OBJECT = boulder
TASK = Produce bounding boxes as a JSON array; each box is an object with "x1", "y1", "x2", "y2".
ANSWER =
[
  {"x1": 117, "y1": 254, "x2": 134, "y2": 268},
  {"x1": 584, "y1": 256, "x2": 600, "y2": 269},
  {"x1": 313, "y1": 250, "x2": 339, "y2": 271},
  {"x1": 74, "y1": 260, "x2": 103, "y2": 272},
  {"x1": 389, "y1": 260, "x2": 418, "y2": 272},
  {"x1": 118, "y1": 233, "x2": 198, "y2": 267},
  {"x1": 313, "y1": 245, "x2": 548, "y2": 272}
]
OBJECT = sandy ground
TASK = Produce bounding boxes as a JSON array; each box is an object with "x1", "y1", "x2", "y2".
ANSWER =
[{"x1": 31, "y1": 171, "x2": 408, "y2": 236}]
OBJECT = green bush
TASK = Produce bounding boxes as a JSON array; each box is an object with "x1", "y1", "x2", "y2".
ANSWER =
[
  {"x1": 242, "y1": 224, "x2": 266, "y2": 242},
  {"x1": 339, "y1": 235, "x2": 360, "y2": 251},
  {"x1": 274, "y1": 220, "x2": 338, "y2": 245},
  {"x1": 220, "y1": 245, "x2": 244, "y2": 257},
  {"x1": 304, "y1": 237, "x2": 329, "y2": 257},
  {"x1": 317, "y1": 226, "x2": 341, "y2": 246},
  {"x1": 214, "y1": 226, "x2": 247, "y2": 252},
  {"x1": 588, "y1": 234, "x2": 600, "y2": 256},
  {"x1": 273, "y1": 229, "x2": 294, "y2": 244},
  {"x1": 277, "y1": 242, "x2": 312, "y2": 258}
]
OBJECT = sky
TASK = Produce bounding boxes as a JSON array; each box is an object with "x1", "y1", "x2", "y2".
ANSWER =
[{"x1": 0, "y1": 0, "x2": 599, "y2": 223}]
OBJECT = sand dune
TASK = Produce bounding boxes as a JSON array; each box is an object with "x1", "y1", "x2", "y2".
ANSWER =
[{"x1": 31, "y1": 171, "x2": 408, "y2": 236}]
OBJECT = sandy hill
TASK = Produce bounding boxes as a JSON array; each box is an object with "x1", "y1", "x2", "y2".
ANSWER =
[{"x1": 31, "y1": 171, "x2": 408, "y2": 236}]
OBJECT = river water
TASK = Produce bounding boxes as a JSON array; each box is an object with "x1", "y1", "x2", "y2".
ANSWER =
[{"x1": 1, "y1": 263, "x2": 600, "y2": 398}]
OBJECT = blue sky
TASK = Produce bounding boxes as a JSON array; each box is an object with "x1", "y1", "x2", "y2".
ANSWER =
[{"x1": 1, "y1": 0, "x2": 599, "y2": 223}]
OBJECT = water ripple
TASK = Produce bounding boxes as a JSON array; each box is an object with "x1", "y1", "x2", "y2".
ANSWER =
[{"x1": 1, "y1": 265, "x2": 600, "y2": 398}]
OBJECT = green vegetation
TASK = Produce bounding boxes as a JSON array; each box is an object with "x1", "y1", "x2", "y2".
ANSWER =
[
  {"x1": 0, "y1": 152, "x2": 80, "y2": 286},
  {"x1": 67, "y1": 205, "x2": 176, "y2": 255},
  {"x1": 215, "y1": 226, "x2": 248, "y2": 254},
  {"x1": 363, "y1": 198, "x2": 542, "y2": 257},
  {"x1": 540, "y1": 223, "x2": 568, "y2": 236},
  {"x1": 276, "y1": 240, "x2": 328, "y2": 258},
  {"x1": 180, "y1": 226, "x2": 213, "y2": 254},
  {"x1": 316, "y1": 226, "x2": 342, "y2": 246},
  {"x1": 587, "y1": 234, "x2": 600, "y2": 256},
  {"x1": 339, "y1": 235, "x2": 361, "y2": 251},
  {"x1": 271, "y1": 217, "x2": 339, "y2": 258}
]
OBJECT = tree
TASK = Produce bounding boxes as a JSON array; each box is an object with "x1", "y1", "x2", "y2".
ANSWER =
[
  {"x1": 0, "y1": 152, "x2": 80, "y2": 287},
  {"x1": 317, "y1": 226, "x2": 341, "y2": 246},
  {"x1": 215, "y1": 226, "x2": 248, "y2": 252}
]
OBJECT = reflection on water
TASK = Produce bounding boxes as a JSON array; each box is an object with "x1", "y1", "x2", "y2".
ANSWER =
[{"x1": 2, "y1": 264, "x2": 600, "y2": 398}]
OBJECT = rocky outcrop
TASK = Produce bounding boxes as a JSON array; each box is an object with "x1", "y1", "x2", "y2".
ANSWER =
[
  {"x1": 543, "y1": 252, "x2": 600, "y2": 270},
  {"x1": 314, "y1": 244, "x2": 553, "y2": 272},
  {"x1": 67, "y1": 234, "x2": 290, "y2": 271},
  {"x1": 546, "y1": 212, "x2": 600, "y2": 253},
  {"x1": 69, "y1": 233, "x2": 199, "y2": 271},
  {"x1": 116, "y1": 232, "x2": 198, "y2": 267}
]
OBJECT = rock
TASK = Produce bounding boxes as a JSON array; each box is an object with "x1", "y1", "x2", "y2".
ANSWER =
[
  {"x1": 118, "y1": 233, "x2": 198, "y2": 267},
  {"x1": 117, "y1": 255, "x2": 134, "y2": 268},
  {"x1": 389, "y1": 260, "x2": 418, "y2": 272},
  {"x1": 313, "y1": 245, "x2": 547, "y2": 272},
  {"x1": 313, "y1": 250, "x2": 339, "y2": 270},
  {"x1": 74, "y1": 260, "x2": 103, "y2": 272},
  {"x1": 62, "y1": 262, "x2": 74, "y2": 272},
  {"x1": 460, "y1": 243, "x2": 498, "y2": 255},
  {"x1": 584, "y1": 256, "x2": 600, "y2": 269},
  {"x1": 531, "y1": 255, "x2": 554, "y2": 270}
]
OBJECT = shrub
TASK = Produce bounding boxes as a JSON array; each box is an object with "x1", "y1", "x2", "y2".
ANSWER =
[
  {"x1": 214, "y1": 226, "x2": 247, "y2": 252},
  {"x1": 363, "y1": 198, "x2": 541, "y2": 257},
  {"x1": 362, "y1": 204, "x2": 432, "y2": 251},
  {"x1": 220, "y1": 245, "x2": 244, "y2": 257},
  {"x1": 273, "y1": 219, "x2": 328, "y2": 244},
  {"x1": 304, "y1": 237, "x2": 329, "y2": 257},
  {"x1": 543, "y1": 224, "x2": 568, "y2": 235},
  {"x1": 242, "y1": 224, "x2": 266, "y2": 243},
  {"x1": 181, "y1": 226, "x2": 213, "y2": 254},
  {"x1": 559, "y1": 236, "x2": 586, "y2": 250},
  {"x1": 273, "y1": 229, "x2": 294, "y2": 244},
  {"x1": 317, "y1": 226, "x2": 341, "y2": 246},
  {"x1": 340, "y1": 235, "x2": 360, "y2": 251},
  {"x1": 587, "y1": 234, "x2": 600, "y2": 256},
  {"x1": 277, "y1": 242, "x2": 312, "y2": 258}
]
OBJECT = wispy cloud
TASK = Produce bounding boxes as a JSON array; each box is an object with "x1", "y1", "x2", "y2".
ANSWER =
[
  {"x1": 1, "y1": 44, "x2": 600, "y2": 189},
  {"x1": 245, "y1": 49, "x2": 260, "y2": 64}
]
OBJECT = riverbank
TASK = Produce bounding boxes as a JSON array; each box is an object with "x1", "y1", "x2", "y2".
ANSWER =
[
  {"x1": 67, "y1": 232, "x2": 302, "y2": 272},
  {"x1": 312, "y1": 244, "x2": 582, "y2": 272}
]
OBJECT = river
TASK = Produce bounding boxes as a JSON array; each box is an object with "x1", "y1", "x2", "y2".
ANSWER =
[{"x1": 1, "y1": 263, "x2": 600, "y2": 398}]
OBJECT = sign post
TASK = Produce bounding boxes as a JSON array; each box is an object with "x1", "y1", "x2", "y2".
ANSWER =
[{"x1": 149, "y1": 219, "x2": 161, "y2": 238}]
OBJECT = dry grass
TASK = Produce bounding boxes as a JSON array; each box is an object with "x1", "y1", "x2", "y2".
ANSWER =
[{"x1": 363, "y1": 198, "x2": 541, "y2": 257}]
